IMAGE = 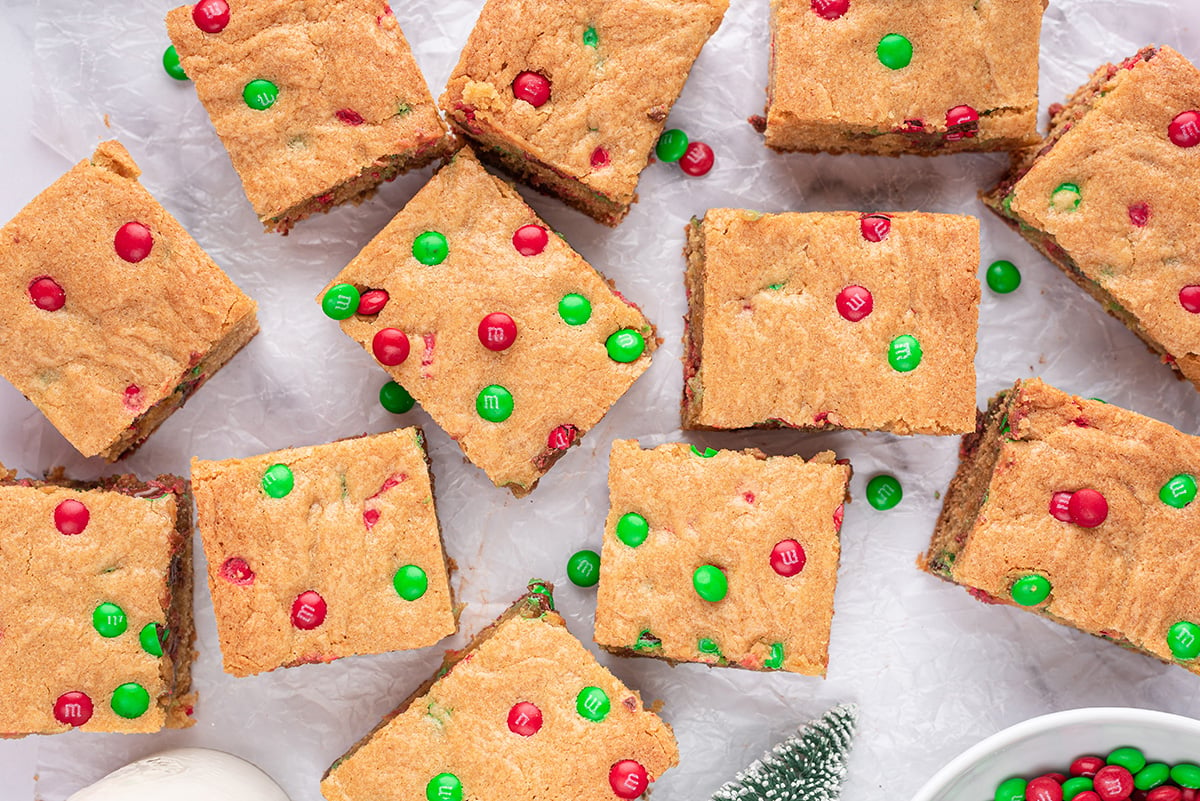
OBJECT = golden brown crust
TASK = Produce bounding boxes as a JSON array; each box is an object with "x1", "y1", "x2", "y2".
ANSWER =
[
  {"x1": 166, "y1": 0, "x2": 452, "y2": 232},
  {"x1": 683, "y1": 209, "x2": 979, "y2": 435},
  {"x1": 594, "y1": 440, "x2": 849, "y2": 676},
  {"x1": 0, "y1": 140, "x2": 258, "y2": 460},
  {"x1": 765, "y1": 0, "x2": 1045, "y2": 155},
  {"x1": 321, "y1": 585, "x2": 679, "y2": 801},
  {"x1": 191, "y1": 428, "x2": 456, "y2": 677},
  {"x1": 0, "y1": 471, "x2": 196, "y2": 735},
  {"x1": 322, "y1": 150, "x2": 655, "y2": 495},
  {"x1": 987, "y1": 46, "x2": 1200, "y2": 389},
  {"x1": 923, "y1": 378, "x2": 1200, "y2": 675},
  {"x1": 440, "y1": 0, "x2": 728, "y2": 224}
]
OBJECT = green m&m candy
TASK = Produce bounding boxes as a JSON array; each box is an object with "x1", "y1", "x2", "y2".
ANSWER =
[
  {"x1": 1160, "y1": 473, "x2": 1197, "y2": 507},
  {"x1": 412, "y1": 231, "x2": 449, "y2": 265},
  {"x1": 986, "y1": 260, "x2": 1022, "y2": 294},
  {"x1": 693, "y1": 564, "x2": 727, "y2": 603},
  {"x1": 93, "y1": 602, "x2": 128, "y2": 638},
  {"x1": 616, "y1": 512, "x2": 648, "y2": 547},
  {"x1": 393, "y1": 565, "x2": 428, "y2": 601},
  {"x1": 476, "y1": 385, "x2": 514, "y2": 422},
  {"x1": 1172, "y1": 763, "x2": 1200, "y2": 789},
  {"x1": 139, "y1": 622, "x2": 164, "y2": 657},
  {"x1": 582, "y1": 26, "x2": 599, "y2": 47},
  {"x1": 1107, "y1": 747, "x2": 1146, "y2": 774},
  {"x1": 322, "y1": 283, "x2": 361, "y2": 320},
  {"x1": 1133, "y1": 763, "x2": 1170, "y2": 791},
  {"x1": 559, "y1": 293, "x2": 592, "y2": 325},
  {"x1": 763, "y1": 642, "x2": 784, "y2": 670},
  {"x1": 866, "y1": 474, "x2": 902, "y2": 510},
  {"x1": 1167, "y1": 620, "x2": 1200, "y2": 660},
  {"x1": 1062, "y1": 777, "x2": 1094, "y2": 800},
  {"x1": 1051, "y1": 182, "x2": 1082, "y2": 212},
  {"x1": 576, "y1": 686, "x2": 610, "y2": 721},
  {"x1": 697, "y1": 637, "x2": 721, "y2": 655},
  {"x1": 162, "y1": 45, "x2": 187, "y2": 81},
  {"x1": 110, "y1": 682, "x2": 150, "y2": 719},
  {"x1": 656, "y1": 129, "x2": 689, "y2": 163},
  {"x1": 262, "y1": 463, "x2": 294, "y2": 498},
  {"x1": 243, "y1": 79, "x2": 279, "y2": 110},
  {"x1": 567, "y1": 549, "x2": 601, "y2": 587},
  {"x1": 606, "y1": 329, "x2": 645, "y2": 362},
  {"x1": 425, "y1": 773, "x2": 463, "y2": 801},
  {"x1": 876, "y1": 33, "x2": 913, "y2": 70},
  {"x1": 1010, "y1": 574, "x2": 1051, "y2": 606},
  {"x1": 380, "y1": 380, "x2": 416, "y2": 414},
  {"x1": 888, "y1": 334, "x2": 922, "y2": 372},
  {"x1": 994, "y1": 777, "x2": 1027, "y2": 801}
]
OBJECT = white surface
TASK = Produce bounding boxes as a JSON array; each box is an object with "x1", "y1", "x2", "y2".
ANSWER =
[
  {"x1": 66, "y1": 747, "x2": 289, "y2": 801},
  {"x1": 910, "y1": 708, "x2": 1200, "y2": 801},
  {"x1": 1, "y1": 1, "x2": 1200, "y2": 800}
]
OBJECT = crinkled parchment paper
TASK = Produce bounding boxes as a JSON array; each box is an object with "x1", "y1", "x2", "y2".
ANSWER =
[{"x1": 6, "y1": 0, "x2": 1200, "y2": 798}]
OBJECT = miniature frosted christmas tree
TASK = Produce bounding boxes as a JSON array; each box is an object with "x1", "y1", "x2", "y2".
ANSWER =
[{"x1": 711, "y1": 703, "x2": 858, "y2": 801}]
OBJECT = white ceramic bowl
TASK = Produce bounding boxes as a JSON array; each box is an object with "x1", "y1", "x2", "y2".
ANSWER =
[{"x1": 911, "y1": 708, "x2": 1200, "y2": 801}]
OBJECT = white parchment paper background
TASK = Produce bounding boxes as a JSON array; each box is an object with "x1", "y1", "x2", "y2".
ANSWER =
[{"x1": 7, "y1": 0, "x2": 1200, "y2": 798}]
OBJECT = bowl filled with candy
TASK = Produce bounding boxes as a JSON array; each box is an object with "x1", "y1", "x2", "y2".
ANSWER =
[{"x1": 910, "y1": 708, "x2": 1200, "y2": 801}]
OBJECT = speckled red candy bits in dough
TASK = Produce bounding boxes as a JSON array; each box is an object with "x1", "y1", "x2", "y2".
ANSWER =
[
  {"x1": 0, "y1": 465, "x2": 196, "y2": 735},
  {"x1": 318, "y1": 150, "x2": 656, "y2": 497},
  {"x1": 0, "y1": 140, "x2": 258, "y2": 461},
  {"x1": 683, "y1": 209, "x2": 979, "y2": 435},
  {"x1": 594, "y1": 441, "x2": 850, "y2": 676},
  {"x1": 321, "y1": 584, "x2": 679, "y2": 801},
  {"x1": 763, "y1": 0, "x2": 1046, "y2": 155},
  {"x1": 190, "y1": 428, "x2": 455, "y2": 677},
  {"x1": 440, "y1": 0, "x2": 728, "y2": 226},
  {"x1": 985, "y1": 46, "x2": 1200, "y2": 393},
  {"x1": 165, "y1": 0, "x2": 453, "y2": 233},
  {"x1": 922, "y1": 379, "x2": 1200, "y2": 676}
]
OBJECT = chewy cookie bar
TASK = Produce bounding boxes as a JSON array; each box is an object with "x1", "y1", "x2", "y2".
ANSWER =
[
  {"x1": 0, "y1": 464, "x2": 196, "y2": 736},
  {"x1": 440, "y1": 0, "x2": 728, "y2": 226},
  {"x1": 166, "y1": 0, "x2": 453, "y2": 233},
  {"x1": 321, "y1": 582, "x2": 678, "y2": 801},
  {"x1": 760, "y1": 0, "x2": 1046, "y2": 155},
  {"x1": 594, "y1": 441, "x2": 849, "y2": 676},
  {"x1": 922, "y1": 378, "x2": 1200, "y2": 676},
  {"x1": 984, "y1": 46, "x2": 1200, "y2": 391},
  {"x1": 191, "y1": 428, "x2": 455, "y2": 677},
  {"x1": 683, "y1": 209, "x2": 979, "y2": 435},
  {"x1": 0, "y1": 140, "x2": 258, "y2": 461},
  {"x1": 320, "y1": 149, "x2": 655, "y2": 496}
]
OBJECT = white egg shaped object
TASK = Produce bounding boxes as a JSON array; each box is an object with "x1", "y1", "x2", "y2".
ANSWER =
[{"x1": 67, "y1": 747, "x2": 290, "y2": 801}]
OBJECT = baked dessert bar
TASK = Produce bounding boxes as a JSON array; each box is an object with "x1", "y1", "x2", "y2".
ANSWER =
[
  {"x1": 683, "y1": 209, "x2": 979, "y2": 435},
  {"x1": 440, "y1": 0, "x2": 728, "y2": 225},
  {"x1": 191, "y1": 428, "x2": 456, "y2": 677},
  {"x1": 759, "y1": 0, "x2": 1046, "y2": 155},
  {"x1": 922, "y1": 378, "x2": 1200, "y2": 675},
  {"x1": 594, "y1": 440, "x2": 849, "y2": 676},
  {"x1": 984, "y1": 46, "x2": 1200, "y2": 391},
  {"x1": 319, "y1": 149, "x2": 655, "y2": 496},
  {"x1": 166, "y1": 0, "x2": 453, "y2": 233},
  {"x1": 0, "y1": 140, "x2": 258, "y2": 461},
  {"x1": 321, "y1": 581, "x2": 678, "y2": 801},
  {"x1": 0, "y1": 464, "x2": 196, "y2": 735}
]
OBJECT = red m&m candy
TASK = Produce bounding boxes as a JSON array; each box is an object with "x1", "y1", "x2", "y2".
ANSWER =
[
  {"x1": 1072, "y1": 756, "x2": 1106, "y2": 777},
  {"x1": 1094, "y1": 765, "x2": 1134, "y2": 801},
  {"x1": 770, "y1": 539, "x2": 807, "y2": 577},
  {"x1": 291, "y1": 590, "x2": 327, "y2": 630},
  {"x1": 357, "y1": 289, "x2": 389, "y2": 316},
  {"x1": 335, "y1": 108, "x2": 365, "y2": 126},
  {"x1": 680, "y1": 142, "x2": 714, "y2": 176},
  {"x1": 372, "y1": 328, "x2": 410, "y2": 366},
  {"x1": 1068, "y1": 488, "x2": 1108, "y2": 528},
  {"x1": 1180, "y1": 286, "x2": 1200, "y2": 314},
  {"x1": 512, "y1": 224, "x2": 549, "y2": 256},
  {"x1": 548, "y1": 424, "x2": 577, "y2": 450},
  {"x1": 513, "y1": 71, "x2": 551, "y2": 107},
  {"x1": 945, "y1": 105, "x2": 980, "y2": 140},
  {"x1": 507, "y1": 701, "x2": 542, "y2": 736},
  {"x1": 1168, "y1": 110, "x2": 1200, "y2": 148},
  {"x1": 1049, "y1": 491, "x2": 1074, "y2": 522},
  {"x1": 193, "y1": 0, "x2": 230, "y2": 33},
  {"x1": 54, "y1": 499, "x2": 90, "y2": 535},
  {"x1": 591, "y1": 147, "x2": 611, "y2": 169},
  {"x1": 836, "y1": 285, "x2": 873, "y2": 322},
  {"x1": 610, "y1": 760, "x2": 649, "y2": 799},
  {"x1": 1026, "y1": 776, "x2": 1064, "y2": 801},
  {"x1": 29, "y1": 277, "x2": 65, "y2": 311},
  {"x1": 220, "y1": 556, "x2": 255, "y2": 585},
  {"x1": 811, "y1": 0, "x2": 849, "y2": 19},
  {"x1": 860, "y1": 214, "x2": 891, "y2": 242},
  {"x1": 114, "y1": 222, "x2": 154, "y2": 263},
  {"x1": 478, "y1": 312, "x2": 517, "y2": 351},
  {"x1": 53, "y1": 691, "x2": 94, "y2": 727}
]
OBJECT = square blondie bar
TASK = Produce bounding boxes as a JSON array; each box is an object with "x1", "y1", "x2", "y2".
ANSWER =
[{"x1": 683, "y1": 209, "x2": 979, "y2": 435}]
